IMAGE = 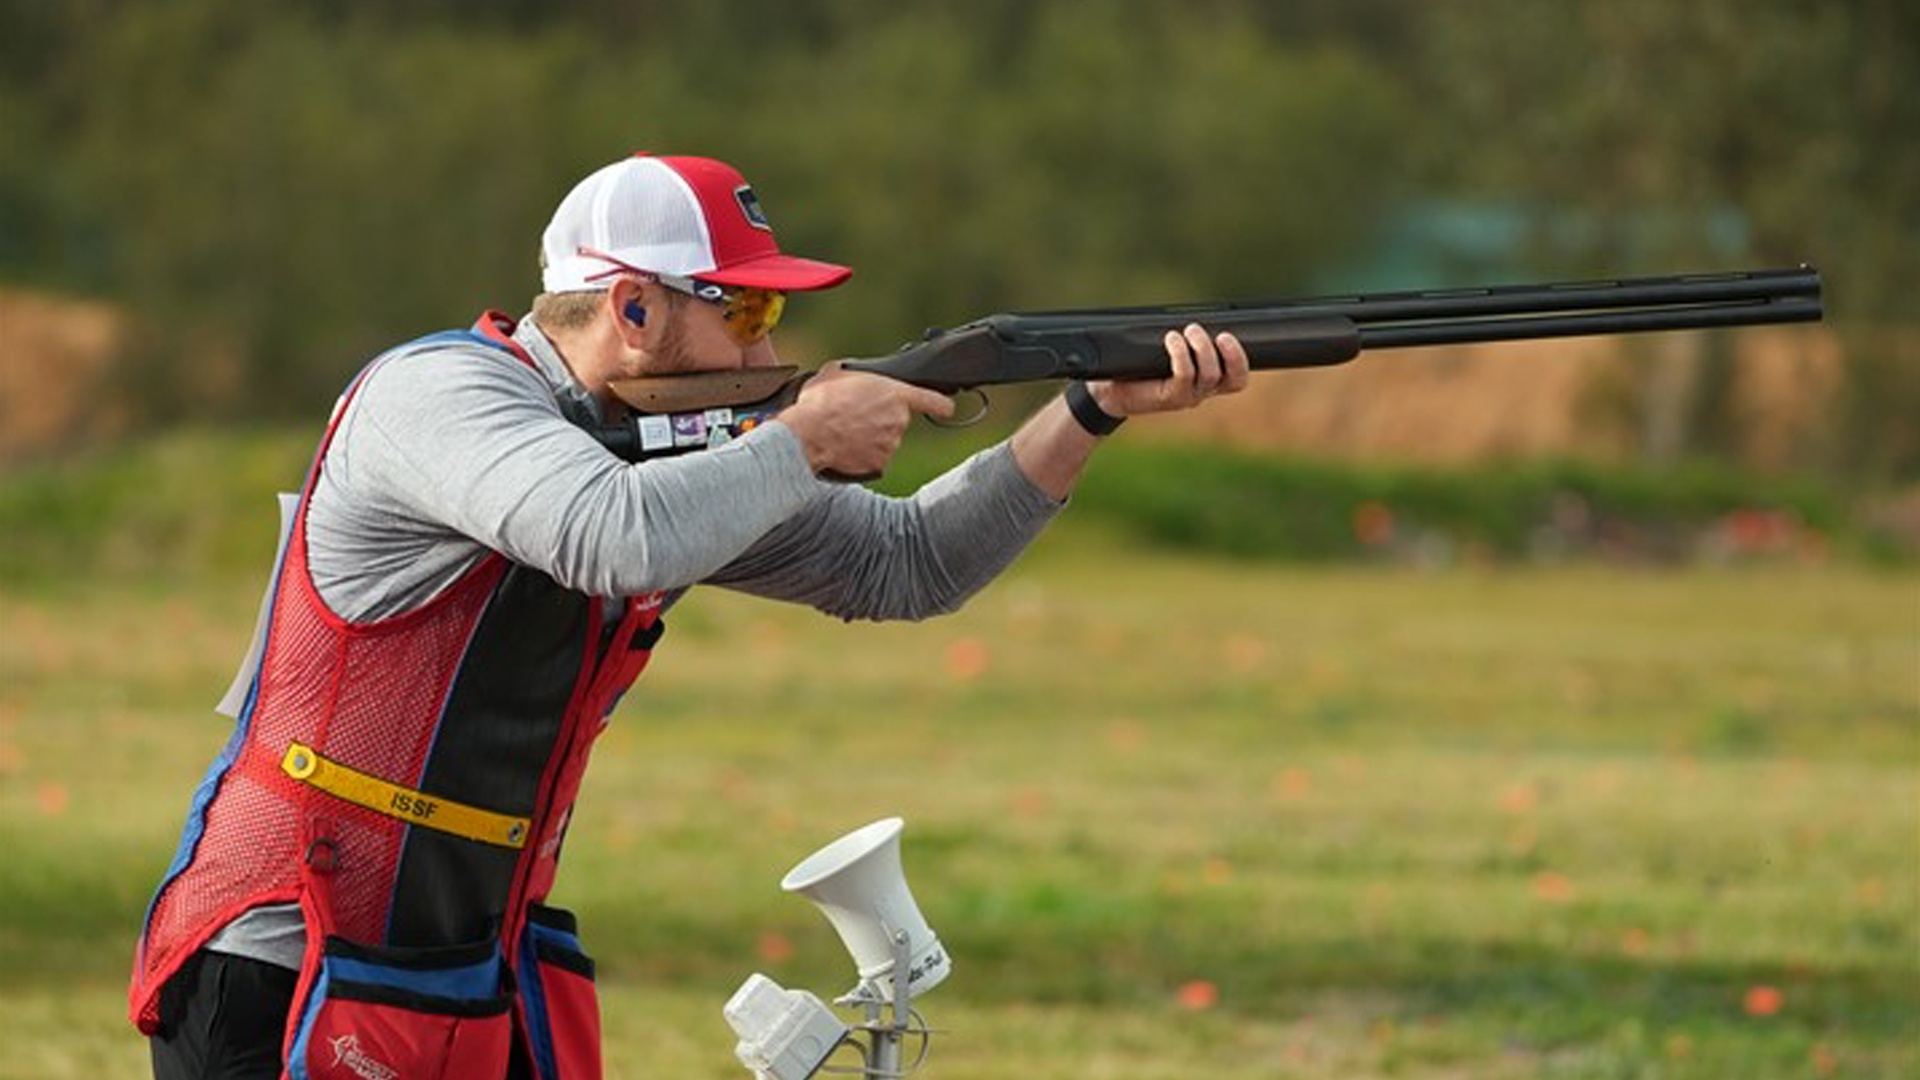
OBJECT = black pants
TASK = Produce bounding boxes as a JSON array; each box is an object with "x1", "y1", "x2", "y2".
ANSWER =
[{"x1": 149, "y1": 952, "x2": 297, "y2": 1080}]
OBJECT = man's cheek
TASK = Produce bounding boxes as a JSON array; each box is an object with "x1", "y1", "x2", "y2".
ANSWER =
[{"x1": 743, "y1": 337, "x2": 781, "y2": 368}]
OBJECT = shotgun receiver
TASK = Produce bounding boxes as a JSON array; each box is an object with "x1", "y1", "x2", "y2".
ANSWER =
[{"x1": 598, "y1": 266, "x2": 1822, "y2": 461}]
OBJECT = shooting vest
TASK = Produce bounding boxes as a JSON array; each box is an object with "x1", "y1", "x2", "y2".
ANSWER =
[{"x1": 131, "y1": 313, "x2": 656, "y2": 1080}]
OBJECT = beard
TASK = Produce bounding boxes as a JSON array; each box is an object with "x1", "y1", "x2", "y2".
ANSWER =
[
  {"x1": 643, "y1": 298, "x2": 744, "y2": 374},
  {"x1": 646, "y1": 303, "x2": 697, "y2": 373}
]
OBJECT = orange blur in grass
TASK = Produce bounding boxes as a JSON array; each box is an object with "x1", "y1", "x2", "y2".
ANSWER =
[
  {"x1": 1175, "y1": 980, "x2": 1218, "y2": 1011},
  {"x1": 1744, "y1": 985, "x2": 1784, "y2": 1016},
  {"x1": 945, "y1": 637, "x2": 990, "y2": 681},
  {"x1": 757, "y1": 931, "x2": 795, "y2": 965}
]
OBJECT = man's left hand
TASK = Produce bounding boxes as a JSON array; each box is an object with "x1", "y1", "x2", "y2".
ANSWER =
[{"x1": 1087, "y1": 323, "x2": 1251, "y2": 417}]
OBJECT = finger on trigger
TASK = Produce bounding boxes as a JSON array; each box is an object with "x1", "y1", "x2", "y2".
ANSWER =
[{"x1": 906, "y1": 385, "x2": 956, "y2": 418}]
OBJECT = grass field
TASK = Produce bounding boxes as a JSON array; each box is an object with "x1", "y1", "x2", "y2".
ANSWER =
[{"x1": 2, "y1": 481, "x2": 1916, "y2": 1077}]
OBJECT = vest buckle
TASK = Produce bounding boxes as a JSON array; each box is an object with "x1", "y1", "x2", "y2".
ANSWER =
[{"x1": 305, "y1": 837, "x2": 339, "y2": 875}]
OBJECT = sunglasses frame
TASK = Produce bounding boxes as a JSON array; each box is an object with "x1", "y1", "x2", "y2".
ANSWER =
[{"x1": 578, "y1": 247, "x2": 786, "y2": 345}]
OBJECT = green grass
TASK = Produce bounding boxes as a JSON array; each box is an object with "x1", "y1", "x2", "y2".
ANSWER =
[
  {"x1": 2, "y1": 533, "x2": 1916, "y2": 1077},
  {"x1": 2, "y1": 425, "x2": 1911, "y2": 600}
]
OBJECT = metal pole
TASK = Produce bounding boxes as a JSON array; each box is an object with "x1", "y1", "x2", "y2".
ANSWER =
[{"x1": 864, "y1": 930, "x2": 913, "y2": 1078}]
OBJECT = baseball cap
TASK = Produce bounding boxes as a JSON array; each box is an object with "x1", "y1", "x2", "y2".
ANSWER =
[{"x1": 540, "y1": 154, "x2": 852, "y2": 294}]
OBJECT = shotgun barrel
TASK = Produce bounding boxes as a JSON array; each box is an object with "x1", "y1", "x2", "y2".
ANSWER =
[{"x1": 840, "y1": 266, "x2": 1823, "y2": 390}]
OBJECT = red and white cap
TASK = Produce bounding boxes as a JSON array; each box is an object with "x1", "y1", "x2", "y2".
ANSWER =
[{"x1": 540, "y1": 154, "x2": 852, "y2": 293}]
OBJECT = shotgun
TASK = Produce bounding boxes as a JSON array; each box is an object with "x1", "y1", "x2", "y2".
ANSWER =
[{"x1": 597, "y1": 266, "x2": 1823, "y2": 462}]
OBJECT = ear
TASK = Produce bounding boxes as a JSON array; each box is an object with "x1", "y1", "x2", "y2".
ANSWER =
[{"x1": 607, "y1": 277, "x2": 650, "y2": 349}]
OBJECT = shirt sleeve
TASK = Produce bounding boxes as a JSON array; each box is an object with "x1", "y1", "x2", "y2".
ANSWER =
[
  {"x1": 306, "y1": 345, "x2": 823, "y2": 619},
  {"x1": 703, "y1": 441, "x2": 1065, "y2": 621}
]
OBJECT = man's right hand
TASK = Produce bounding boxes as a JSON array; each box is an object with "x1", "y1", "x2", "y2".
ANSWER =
[{"x1": 776, "y1": 363, "x2": 955, "y2": 479}]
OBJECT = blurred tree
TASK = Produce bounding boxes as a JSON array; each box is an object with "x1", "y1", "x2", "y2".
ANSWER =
[
  {"x1": 735, "y1": 1, "x2": 1413, "y2": 351},
  {"x1": 1412, "y1": 0, "x2": 1918, "y2": 471},
  {"x1": 0, "y1": 0, "x2": 1909, "y2": 475},
  {"x1": 2, "y1": 0, "x2": 1413, "y2": 408}
]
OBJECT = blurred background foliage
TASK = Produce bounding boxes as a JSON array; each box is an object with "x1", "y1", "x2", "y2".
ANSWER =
[
  {"x1": 2, "y1": 11, "x2": 1915, "y2": 1076},
  {"x1": 0, "y1": 0, "x2": 1915, "y2": 473}
]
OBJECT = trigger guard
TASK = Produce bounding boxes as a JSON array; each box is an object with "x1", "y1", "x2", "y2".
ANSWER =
[{"x1": 927, "y1": 389, "x2": 989, "y2": 429}]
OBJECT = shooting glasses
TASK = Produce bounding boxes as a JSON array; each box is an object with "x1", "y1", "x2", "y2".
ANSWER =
[{"x1": 580, "y1": 244, "x2": 787, "y2": 345}]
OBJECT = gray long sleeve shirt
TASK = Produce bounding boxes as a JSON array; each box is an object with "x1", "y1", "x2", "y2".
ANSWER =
[
  {"x1": 207, "y1": 315, "x2": 1063, "y2": 967},
  {"x1": 309, "y1": 317, "x2": 1062, "y2": 621}
]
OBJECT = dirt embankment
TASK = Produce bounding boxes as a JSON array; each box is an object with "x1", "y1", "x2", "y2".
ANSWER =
[
  {"x1": 0, "y1": 288, "x2": 129, "y2": 462},
  {"x1": 1139, "y1": 325, "x2": 1845, "y2": 468},
  {"x1": 0, "y1": 287, "x2": 1862, "y2": 472}
]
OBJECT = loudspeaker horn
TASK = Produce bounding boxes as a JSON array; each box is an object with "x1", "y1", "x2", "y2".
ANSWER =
[{"x1": 780, "y1": 817, "x2": 950, "y2": 1002}]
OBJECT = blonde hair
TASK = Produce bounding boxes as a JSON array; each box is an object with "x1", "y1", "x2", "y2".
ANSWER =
[{"x1": 530, "y1": 290, "x2": 604, "y2": 331}]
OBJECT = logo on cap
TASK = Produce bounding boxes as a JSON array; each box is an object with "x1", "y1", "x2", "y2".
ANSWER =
[{"x1": 734, "y1": 185, "x2": 772, "y2": 232}]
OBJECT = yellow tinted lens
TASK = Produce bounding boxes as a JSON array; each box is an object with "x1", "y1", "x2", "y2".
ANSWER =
[{"x1": 724, "y1": 288, "x2": 786, "y2": 343}]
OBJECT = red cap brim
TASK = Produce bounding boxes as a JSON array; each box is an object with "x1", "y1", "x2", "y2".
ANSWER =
[{"x1": 702, "y1": 253, "x2": 853, "y2": 292}]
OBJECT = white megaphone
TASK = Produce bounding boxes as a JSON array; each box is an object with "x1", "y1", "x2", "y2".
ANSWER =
[{"x1": 780, "y1": 817, "x2": 950, "y2": 1003}]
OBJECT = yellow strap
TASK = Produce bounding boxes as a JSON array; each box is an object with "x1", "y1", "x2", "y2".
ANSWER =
[{"x1": 282, "y1": 742, "x2": 529, "y2": 850}]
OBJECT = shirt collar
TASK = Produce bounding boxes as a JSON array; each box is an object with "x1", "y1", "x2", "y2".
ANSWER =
[{"x1": 514, "y1": 315, "x2": 607, "y2": 428}]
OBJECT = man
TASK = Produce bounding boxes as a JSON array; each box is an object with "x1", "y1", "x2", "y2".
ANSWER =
[{"x1": 132, "y1": 153, "x2": 1249, "y2": 1079}]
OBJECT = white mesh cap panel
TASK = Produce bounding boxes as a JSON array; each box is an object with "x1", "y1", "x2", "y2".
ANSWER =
[{"x1": 541, "y1": 158, "x2": 716, "y2": 292}]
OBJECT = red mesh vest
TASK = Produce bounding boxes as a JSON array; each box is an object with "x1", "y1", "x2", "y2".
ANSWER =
[{"x1": 129, "y1": 313, "x2": 662, "y2": 1034}]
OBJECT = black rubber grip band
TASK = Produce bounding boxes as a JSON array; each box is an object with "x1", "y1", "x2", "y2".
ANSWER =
[{"x1": 1064, "y1": 381, "x2": 1125, "y2": 436}]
